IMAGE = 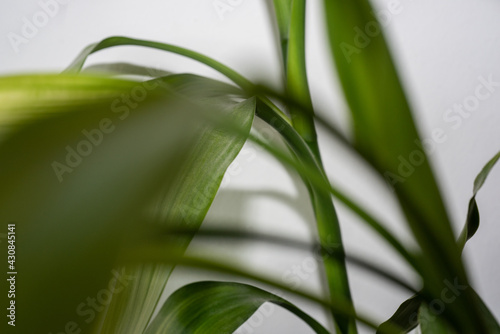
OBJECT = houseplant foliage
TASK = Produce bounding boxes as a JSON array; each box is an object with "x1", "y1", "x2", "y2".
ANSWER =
[{"x1": 0, "y1": 0, "x2": 498, "y2": 333}]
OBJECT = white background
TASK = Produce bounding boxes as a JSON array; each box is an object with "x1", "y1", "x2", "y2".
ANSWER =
[{"x1": 1, "y1": 0, "x2": 499, "y2": 333}]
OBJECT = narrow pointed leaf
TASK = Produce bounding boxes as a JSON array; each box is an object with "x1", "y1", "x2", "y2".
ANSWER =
[
  {"x1": 458, "y1": 151, "x2": 500, "y2": 249},
  {"x1": 64, "y1": 36, "x2": 291, "y2": 122},
  {"x1": 64, "y1": 36, "x2": 252, "y2": 91}
]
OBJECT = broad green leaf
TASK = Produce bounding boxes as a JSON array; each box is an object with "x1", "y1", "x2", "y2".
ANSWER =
[
  {"x1": 322, "y1": 1, "x2": 485, "y2": 332},
  {"x1": 98, "y1": 89, "x2": 255, "y2": 333},
  {"x1": 0, "y1": 74, "x2": 211, "y2": 334},
  {"x1": 145, "y1": 281, "x2": 330, "y2": 334}
]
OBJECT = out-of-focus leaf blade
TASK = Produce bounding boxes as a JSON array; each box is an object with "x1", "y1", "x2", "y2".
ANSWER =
[
  {"x1": 419, "y1": 304, "x2": 456, "y2": 334},
  {"x1": 145, "y1": 281, "x2": 329, "y2": 334},
  {"x1": 82, "y1": 62, "x2": 172, "y2": 78},
  {"x1": 0, "y1": 74, "x2": 134, "y2": 133},
  {"x1": 0, "y1": 74, "x2": 212, "y2": 334},
  {"x1": 99, "y1": 90, "x2": 255, "y2": 333},
  {"x1": 322, "y1": 1, "x2": 483, "y2": 332}
]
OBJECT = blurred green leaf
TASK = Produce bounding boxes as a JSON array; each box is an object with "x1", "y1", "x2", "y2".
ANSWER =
[
  {"x1": 419, "y1": 304, "x2": 456, "y2": 334},
  {"x1": 322, "y1": 0, "x2": 486, "y2": 331},
  {"x1": 0, "y1": 74, "x2": 134, "y2": 133},
  {"x1": 99, "y1": 85, "x2": 255, "y2": 333},
  {"x1": 0, "y1": 74, "x2": 224, "y2": 334},
  {"x1": 379, "y1": 151, "x2": 500, "y2": 333},
  {"x1": 419, "y1": 291, "x2": 500, "y2": 334},
  {"x1": 145, "y1": 281, "x2": 330, "y2": 334}
]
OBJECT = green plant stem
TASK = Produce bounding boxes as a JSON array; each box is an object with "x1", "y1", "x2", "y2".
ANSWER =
[
  {"x1": 256, "y1": 99, "x2": 356, "y2": 333},
  {"x1": 283, "y1": 1, "x2": 356, "y2": 332},
  {"x1": 286, "y1": 0, "x2": 321, "y2": 158},
  {"x1": 271, "y1": 0, "x2": 292, "y2": 69}
]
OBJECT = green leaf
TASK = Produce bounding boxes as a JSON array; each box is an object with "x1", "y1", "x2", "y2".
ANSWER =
[
  {"x1": 145, "y1": 281, "x2": 330, "y2": 334},
  {"x1": 98, "y1": 82, "x2": 255, "y2": 333},
  {"x1": 270, "y1": 0, "x2": 292, "y2": 68},
  {"x1": 65, "y1": 36, "x2": 291, "y2": 124},
  {"x1": 378, "y1": 151, "x2": 500, "y2": 333},
  {"x1": 0, "y1": 74, "x2": 208, "y2": 334},
  {"x1": 0, "y1": 74, "x2": 134, "y2": 130},
  {"x1": 64, "y1": 36, "x2": 253, "y2": 91},
  {"x1": 458, "y1": 151, "x2": 500, "y2": 249},
  {"x1": 376, "y1": 294, "x2": 422, "y2": 334},
  {"x1": 271, "y1": 2, "x2": 356, "y2": 332},
  {"x1": 82, "y1": 62, "x2": 172, "y2": 78},
  {"x1": 419, "y1": 304, "x2": 456, "y2": 334},
  {"x1": 322, "y1": 1, "x2": 484, "y2": 332},
  {"x1": 419, "y1": 291, "x2": 500, "y2": 334}
]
